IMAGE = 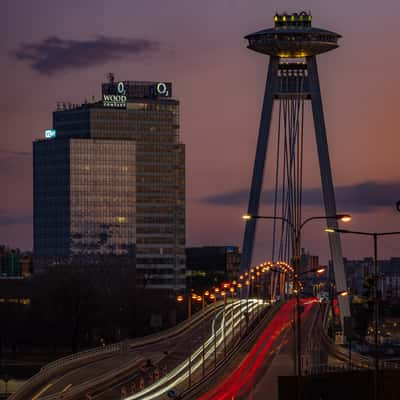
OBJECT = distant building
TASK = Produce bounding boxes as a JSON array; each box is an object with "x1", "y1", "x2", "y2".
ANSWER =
[
  {"x1": 185, "y1": 246, "x2": 241, "y2": 284},
  {"x1": 381, "y1": 272, "x2": 400, "y2": 301},
  {"x1": 299, "y1": 248, "x2": 326, "y2": 293},
  {"x1": 329, "y1": 257, "x2": 400, "y2": 300},
  {"x1": 0, "y1": 246, "x2": 32, "y2": 278},
  {"x1": 300, "y1": 248, "x2": 320, "y2": 276},
  {"x1": 33, "y1": 79, "x2": 185, "y2": 290}
]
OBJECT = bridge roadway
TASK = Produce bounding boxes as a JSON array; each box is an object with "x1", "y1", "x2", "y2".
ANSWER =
[
  {"x1": 12, "y1": 300, "x2": 225, "y2": 400},
  {"x1": 188, "y1": 299, "x2": 324, "y2": 400},
  {"x1": 21, "y1": 299, "x2": 265, "y2": 400},
  {"x1": 121, "y1": 299, "x2": 266, "y2": 400}
]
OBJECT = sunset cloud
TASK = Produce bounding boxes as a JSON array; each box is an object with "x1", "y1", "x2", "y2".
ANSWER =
[
  {"x1": 203, "y1": 180, "x2": 400, "y2": 213},
  {"x1": 13, "y1": 36, "x2": 160, "y2": 75}
]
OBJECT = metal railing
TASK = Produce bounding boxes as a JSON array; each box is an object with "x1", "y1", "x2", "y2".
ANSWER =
[
  {"x1": 180, "y1": 301, "x2": 284, "y2": 400},
  {"x1": 9, "y1": 301, "x2": 224, "y2": 400}
]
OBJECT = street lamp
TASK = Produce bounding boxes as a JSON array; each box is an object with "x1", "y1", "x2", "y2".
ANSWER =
[
  {"x1": 196, "y1": 294, "x2": 207, "y2": 378},
  {"x1": 237, "y1": 283, "x2": 243, "y2": 337},
  {"x1": 176, "y1": 293, "x2": 196, "y2": 388},
  {"x1": 210, "y1": 292, "x2": 218, "y2": 368},
  {"x1": 220, "y1": 290, "x2": 227, "y2": 356},
  {"x1": 325, "y1": 227, "x2": 400, "y2": 400},
  {"x1": 242, "y1": 213, "x2": 351, "y2": 380}
]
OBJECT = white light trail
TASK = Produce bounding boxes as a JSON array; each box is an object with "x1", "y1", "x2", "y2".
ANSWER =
[{"x1": 125, "y1": 299, "x2": 266, "y2": 400}]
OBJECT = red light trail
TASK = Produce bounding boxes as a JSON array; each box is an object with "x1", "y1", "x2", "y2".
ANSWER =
[{"x1": 197, "y1": 299, "x2": 314, "y2": 400}]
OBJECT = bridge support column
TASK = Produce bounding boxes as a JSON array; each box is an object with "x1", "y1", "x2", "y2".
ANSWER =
[{"x1": 240, "y1": 54, "x2": 350, "y2": 324}]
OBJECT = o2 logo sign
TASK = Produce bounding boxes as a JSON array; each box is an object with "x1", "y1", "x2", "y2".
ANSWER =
[
  {"x1": 117, "y1": 81, "x2": 126, "y2": 95},
  {"x1": 103, "y1": 81, "x2": 127, "y2": 108},
  {"x1": 156, "y1": 82, "x2": 172, "y2": 97}
]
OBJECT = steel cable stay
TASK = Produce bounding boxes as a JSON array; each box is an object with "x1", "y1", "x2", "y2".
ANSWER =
[{"x1": 269, "y1": 70, "x2": 305, "y2": 297}]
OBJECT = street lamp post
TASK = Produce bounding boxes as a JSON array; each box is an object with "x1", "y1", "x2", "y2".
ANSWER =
[
  {"x1": 243, "y1": 212, "x2": 351, "y2": 380},
  {"x1": 176, "y1": 294, "x2": 195, "y2": 388},
  {"x1": 238, "y1": 282, "x2": 243, "y2": 338},
  {"x1": 245, "y1": 278, "x2": 250, "y2": 332},
  {"x1": 325, "y1": 227, "x2": 400, "y2": 400},
  {"x1": 230, "y1": 287, "x2": 235, "y2": 346},
  {"x1": 221, "y1": 291, "x2": 227, "y2": 357},
  {"x1": 210, "y1": 292, "x2": 218, "y2": 369},
  {"x1": 199, "y1": 294, "x2": 206, "y2": 378}
]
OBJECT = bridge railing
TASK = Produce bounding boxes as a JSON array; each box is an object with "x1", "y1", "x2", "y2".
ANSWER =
[
  {"x1": 180, "y1": 301, "x2": 284, "y2": 400},
  {"x1": 304, "y1": 359, "x2": 400, "y2": 376},
  {"x1": 303, "y1": 362, "x2": 367, "y2": 375},
  {"x1": 41, "y1": 300, "x2": 223, "y2": 372},
  {"x1": 9, "y1": 301, "x2": 223, "y2": 400}
]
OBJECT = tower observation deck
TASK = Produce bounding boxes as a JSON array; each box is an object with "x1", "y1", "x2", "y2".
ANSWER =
[{"x1": 245, "y1": 12, "x2": 340, "y2": 57}]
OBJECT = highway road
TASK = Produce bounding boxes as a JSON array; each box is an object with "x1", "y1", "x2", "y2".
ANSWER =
[
  {"x1": 193, "y1": 298, "x2": 321, "y2": 400},
  {"x1": 121, "y1": 299, "x2": 266, "y2": 400},
  {"x1": 22, "y1": 302, "x2": 224, "y2": 400},
  {"x1": 27, "y1": 299, "x2": 265, "y2": 400}
]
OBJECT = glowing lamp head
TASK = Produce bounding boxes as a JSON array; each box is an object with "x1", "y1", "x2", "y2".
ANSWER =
[
  {"x1": 176, "y1": 295, "x2": 184, "y2": 302},
  {"x1": 242, "y1": 214, "x2": 252, "y2": 220},
  {"x1": 339, "y1": 214, "x2": 352, "y2": 223}
]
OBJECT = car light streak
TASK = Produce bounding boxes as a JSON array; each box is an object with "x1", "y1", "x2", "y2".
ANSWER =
[
  {"x1": 197, "y1": 299, "x2": 314, "y2": 400},
  {"x1": 125, "y1": 299, "x2": 265, "y2": 400}
]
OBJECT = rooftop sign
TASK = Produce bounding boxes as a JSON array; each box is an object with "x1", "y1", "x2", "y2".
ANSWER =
[
  {"x1": 103, "y1": 81, "x2": 127, "y2": 108},
  {"x1": 45, "y1": 129, "x2": 56, "y2": 139},
  {"x1": 102, "y1": 81, "x2": 172, "y2": 108}
]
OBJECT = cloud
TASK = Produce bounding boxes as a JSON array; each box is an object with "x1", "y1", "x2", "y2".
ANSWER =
[
  {"x1": 203, "y1": 180, "x2": 400, "y2": 213},
  {"x1": 0, "y1": 149, "x2": 30, "y2": 157},
  {"x1": 13, "y1": 36, "x2": 160, "y2": 75},
  {"x1": 0, "y1": 149, "x2": 31, "y2": 175},
  {"x1": 0, "y1": 211, "x2": 32, "y2": 226}
]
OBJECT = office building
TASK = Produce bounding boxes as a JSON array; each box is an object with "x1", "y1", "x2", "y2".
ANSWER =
[
  {"x1": 186, "y1": 246, "x2": 241, "y2": 281},
  {"x1": 34, "y1": 78, "x2": 185, "y2": 289}
]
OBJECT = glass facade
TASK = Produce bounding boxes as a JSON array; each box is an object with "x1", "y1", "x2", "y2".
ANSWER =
[
  {"x1": 34, "y1": 81, "x2": 185, "y2": 289},
  {"x1": 69, "y1": 140, "x2": 136, "y2": 257},
  {"x1": 34, "y1": 138, "x2": 70, "y2": 257}
]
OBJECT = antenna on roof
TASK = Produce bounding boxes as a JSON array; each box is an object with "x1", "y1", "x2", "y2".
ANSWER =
[{"x1": 107, "y1": 72, "x2": 115, "y2": 83}]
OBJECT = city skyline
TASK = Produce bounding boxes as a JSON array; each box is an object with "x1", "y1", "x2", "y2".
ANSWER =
[{"x1": 2, "y1": 0, "x2": 400, "y2": 264}]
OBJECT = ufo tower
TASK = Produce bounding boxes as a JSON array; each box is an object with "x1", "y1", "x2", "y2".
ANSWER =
[{"x1": 241, "y1": 12, "x2": 350, "y2": 320}]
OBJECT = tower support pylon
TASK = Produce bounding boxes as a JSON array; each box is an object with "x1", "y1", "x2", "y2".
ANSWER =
[{"x1": 240, "y1": 12, "x2": 350, "y2": 322}]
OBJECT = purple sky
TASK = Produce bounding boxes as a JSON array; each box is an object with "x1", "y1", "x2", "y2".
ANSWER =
[{"x1": 2, "y1": 0, "x2": 400, "y2": 264}]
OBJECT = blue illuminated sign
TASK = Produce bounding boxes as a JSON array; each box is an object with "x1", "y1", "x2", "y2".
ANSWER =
[{"x1": 45, "y1": 129, "x2": 56, "y2": 139}]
